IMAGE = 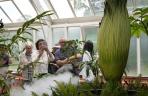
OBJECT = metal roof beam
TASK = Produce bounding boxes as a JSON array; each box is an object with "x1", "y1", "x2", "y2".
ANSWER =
[
  {"x1": 0, "y1": 6, "x2": 13, "y2": 23},
  {"x1": 47, "y1": 0, "x2": 59, "y2": 19},
  {"x1": 67, "y1": 0, "x2": 76, "y2": 17},
  {"x1": 11, "y1": 0, "x2": 26, "y2": 20},
  {"x1": 0, "y1": 0, "x2": 10, "y2": 2},
  {"x1": 52, "y1": 16, "x2": 100, "y2": 26},
  {"x1": 30, "y1": 0, "x2": 52, "y2": 23},
  {"x1": 29, "y1": 0, "x2": 39, "y2": 16}
]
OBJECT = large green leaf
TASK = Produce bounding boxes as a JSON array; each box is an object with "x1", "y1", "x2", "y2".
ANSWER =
[{"x1": 130, "y1": 7, "x2": 148, "y2": 37}]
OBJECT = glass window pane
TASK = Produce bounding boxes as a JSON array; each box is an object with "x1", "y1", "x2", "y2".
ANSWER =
[
  {"x1": 36, "y1": 29, "x2": 45, "y2": 41},
  {"x1": 14, "y1": 0, "x2": 37, "y2": 20},
  {"x1": 0, "y1": 9, "x2": 11, "y2": 23},
  {"x1": 90, "y1": 0, "x2": 104, "y2": 16},
  {"x1": 126, "y1": 37, "x2": 137, "y2": 76},
  {"x1": 136, "y1": 0, "x2": 148, "y2": 7},
  {"x1": 70, "y1": 0, "x2": 92, "y2": 17},
  {"x1": 83, "y1": 26, "x2": 98, "y2": 49},
  {"x1": 0, "y1": 1, "x2": 24, "y2": 22},
  {"x1": 50, "y1": 0, "x2": 74, "y2": 18},
  {"x1": 68, "y1": 27, "x2": 81, "y2": 40},
  {"x1": 38, "y1": 0, "x2": 57, "y2": 19},
  {"x1": 0, "y1": 31, "x2": 16, "y2": 45},
  {"x1": 52, "y1": 28, "x2": 66, "y2": 46},
  {"x1": 127, "y1": 0, "x2": 134, "y2": 14},
  {"x1": 141, "y1": 33, "x2": 148, "y2": 76},
  {"x1": 39, "y1": 0, "x2": 49, "y2": 11}
]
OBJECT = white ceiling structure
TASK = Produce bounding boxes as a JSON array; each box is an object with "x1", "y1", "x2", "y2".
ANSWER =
[{"x1": 0, "y1": 0, "x2": 147, "y2": 28}]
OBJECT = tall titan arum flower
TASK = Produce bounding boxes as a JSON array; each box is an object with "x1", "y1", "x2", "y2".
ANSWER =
[{"x1": 98, "y1": 0, "x2": 131, "y2": 95}]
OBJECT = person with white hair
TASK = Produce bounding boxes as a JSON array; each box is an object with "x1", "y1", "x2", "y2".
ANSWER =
[{"x1": 19, "y1": 41, "x2": 35, "y2": 82}]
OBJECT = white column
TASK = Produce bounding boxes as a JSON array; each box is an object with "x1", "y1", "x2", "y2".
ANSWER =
[
  {"x1": 80, "y1": 26, "x2": 84, "y2": 41},
  {"x1": 80, "y1": 26, "x2": 83, "y2": 41},
  {"x1": 48, "y1": 27, "x2": 53, "y2": 50},
  {"x1": 65, "y1": 26, "x2": 68, "y2": 40},
  {"x1": 137, "y1": 38, "x2": 141, "y2": 76}
]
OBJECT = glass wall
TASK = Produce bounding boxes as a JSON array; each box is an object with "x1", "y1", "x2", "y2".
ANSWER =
[
  {"x1": 52, "y1": 28, "x2": 66, "y2": 46},
  {"x1": 90, "y1": 0, "x2": 104, "y2": 16},
  {"x1": 136, "y1": 0, "x2": 148, "y2": 7},
  {"x1": 36, "y1": 29, "x2": 45, "y2": 41},
  {"x1": 68, "y1": 27, "x2": 81, "y2": 40},
  {"x1": 141, "y1": 33, "x2": 148, "y2": 76},
  {"x1": 69, "y1": 0, "x2": 92, "y2": 17},
  {"x1": 126, "y1": 37, "x2": 137, "y2": 76},
  {"x1": 83, "y1": 26, "x2": 98, "y2": 49}
]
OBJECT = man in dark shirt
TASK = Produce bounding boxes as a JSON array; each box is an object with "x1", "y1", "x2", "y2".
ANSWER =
[{"x1": 54, "y1": 38, "x2": 81, "y2": 74}]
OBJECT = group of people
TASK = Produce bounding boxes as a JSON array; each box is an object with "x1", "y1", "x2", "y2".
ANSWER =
[{"x1": 19, "y1": 38, "x2": 95, "y2": 82}]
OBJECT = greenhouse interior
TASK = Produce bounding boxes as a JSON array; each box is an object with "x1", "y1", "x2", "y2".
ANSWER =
[{"x1": 0, "y1": 0, "x2": 148, "y2": 96}]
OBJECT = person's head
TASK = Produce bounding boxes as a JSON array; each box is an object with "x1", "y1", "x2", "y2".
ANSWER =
[
  {"x1": 83, "y1": 40, "x2": 94, "y2": 56},
  {"x1": 25, "y1": 42, "x2": 33, "y2": 55},
  {"x1": 35, "y1": 39, "x2": 47, "y2": 50},
  {"x1": 59, "y1": 38, "x2": 66, "y2": 48},
  {"x1": 0, "y1": 52, "x2": 9, "y2": 65}
]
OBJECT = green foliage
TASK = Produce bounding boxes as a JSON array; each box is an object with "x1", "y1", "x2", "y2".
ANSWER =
[
  {"x1": 42, "y1": 93, "x2": 49, "y2": 96},
  {"x1": 78, "y1": 76, "x2": 104, "y2": 96},
  {"x1": 101, "y1": 81, "x2": 127, "y2": 96},
  {"x1": 61, "y1": 39, "x2": 84, "y2": 57},
  {"x1": 0, "y1": 75, "x2": 10, "y2": 96},
  {"x1": 51, "y1": 76, "x2": 105, "y2": 96},
  {"x1": 32, "y1": 91, "x2": 50, "y2": 96},
  {"x1": 32, "y1": 91, "x2": 39, "y2": 96},
  {"x1": 125, "y1": 75, "x2": 148, "y2": 96},
  {"x1": 0, "y1": 11, "x2": 53, "y2": 59},
  {"x1": 129, "y1": 7, "x2": 148, "y2": 37},
  {"x1": 88, "y1": 56, "x2": 100, "y2": 77},
  {"x1": 0, "y1": 11, "x2": 53, "y2": 96},
  {"x1": 63, "y1": 39, "x2": 100, "y2": 76},
  {"x1": 137, "y1": 89, "x2": 148, "y2": 96},
  {"x1": 51, "y1": 80, "x2": 79, "y2": 96}
]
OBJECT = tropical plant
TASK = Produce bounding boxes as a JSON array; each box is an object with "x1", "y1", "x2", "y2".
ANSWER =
[
  {"x1": 0, "y1": 11, "x2": 53, "y2": 59},
  {"x1": 125, "y1": 75, "x2": 148, "y2": 96},
  {"x1": 98, "y1": 0, "x2": 131, "y2": 95},
  {"x1": 0, "y1": 75, "x2": 10, "y2": 96},
  {"x1": 61, "y1": 39, "x2": 84, "y2": 57},
  {"x1": 78, "y1": 76, "x2": 104, "y2": 96},
  {"x1": 51, "y1": 76, "x2": 105, "y2": 96},
  {"x1": 32, "y1": 91, "x2": 49, "y2": 96},
  {"x1": 0, "y1": 11, "x2": 53, "y2": 95},
  {"x1": 129, "y1": 7, "x2": 148, "y2": 37},
  {"x1": 51, "y1": 81, "x2": 79, "y2": 96}
]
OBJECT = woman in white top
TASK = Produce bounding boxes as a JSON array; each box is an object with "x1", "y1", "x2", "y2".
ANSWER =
[
  {"x1": 34, "y1": 39, "x2": 55, "y2": 75},
  {"x1": 79, "y1": 40, "x2": 95, "y2": 82},
  {"x1": 19, "y1": 42, "x2": 35, "y2": 81}
]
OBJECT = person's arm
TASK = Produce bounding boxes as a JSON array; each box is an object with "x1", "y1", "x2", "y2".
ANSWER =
[
  {"x1": 56, "y1": 53, "x2": 81, "y2": 66},
  {"x1": 69, "y1": 53, "x2": 82, "y2": 60},
  {"x1": 56, "y1": 58, "x2": 69, "y2": 66},
  {"x1": 46, "y1": 49, "x2": 55, "y2": 61},
  {"x1": 32, "y1": 50, "x2": 43, "y2": 63}
]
